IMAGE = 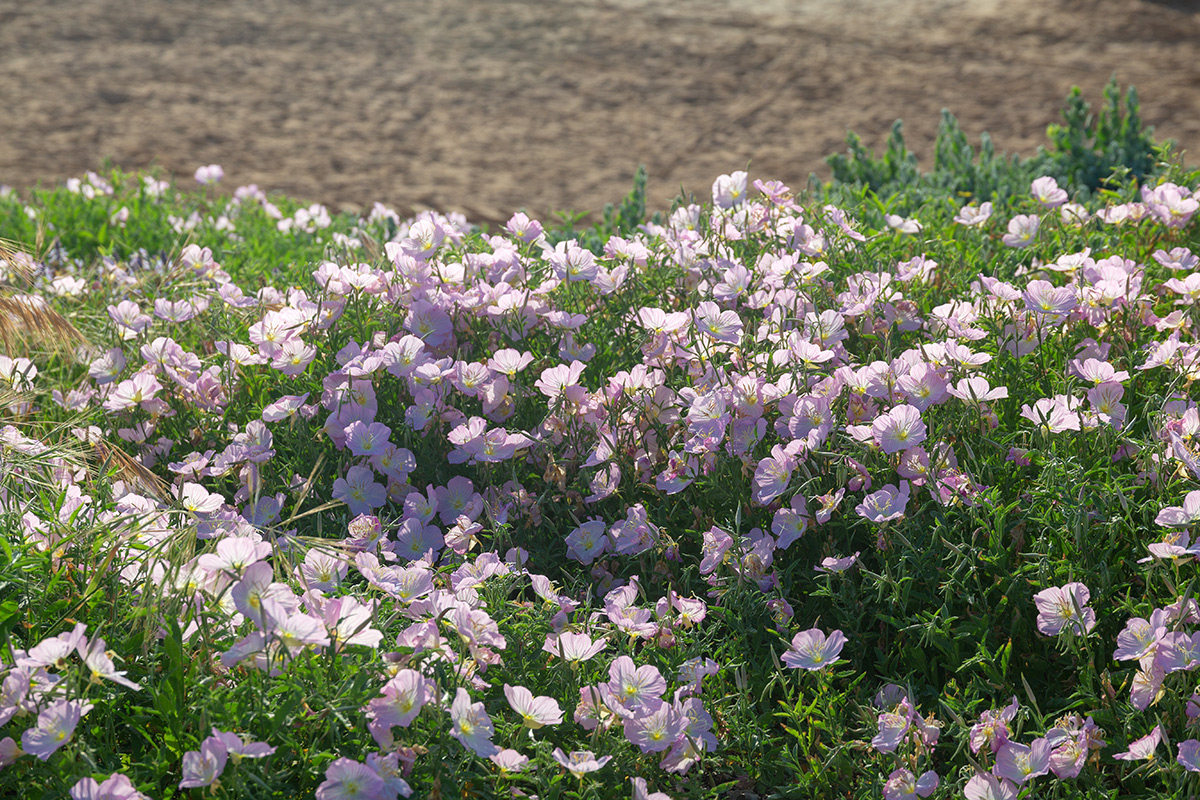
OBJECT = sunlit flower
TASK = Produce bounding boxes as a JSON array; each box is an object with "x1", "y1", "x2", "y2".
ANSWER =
[
  {"x1": 552, "y1": 748, "x2": 612, "y2": 779},
  {"x1": 631, "y1": 777, "x2": 673, "y2": 800},
  {"x1": 1114, "y1": 725, "x2": 1162, "y2": 761},
  {"x1": 316, "y1": 758, "x2": 385, "y2": 800},
  {"x1": 872, "y1": 404, "x2": 926, "y2": 454},
  {"x1": 22, "y1": 699, "x2": 92, "y2": 761},
  {"x1": 712, "y1": 171, "x2": 748, "y2": 208},
  {"x1": 963, "y1": 773, "x2": 1017, "y2": 800},
  {"x1": 1030, "y1": 176, "x2": 1067, "y2": 207},
  {"x1": 954, "y1": 202, "x2": 993, "y2": 226},
  {"x1": 856, "y1": 481, "x2": 910, "y2": 523},
  {"x1": 179, "y1": 737, "x2": 228, "y2": 789},
  {"x1": 70, "y1": 772, "x2": 149, "y2": 800},
  {"x1": 504, "y1": 684, "x2": 563, "y2": 729},
  {"x1": 1033, "y1": 582, "x2": 1095, "y2": 637},
  {"x1": 1002, "y1": 214, "x2": 1040, "y2": 248},
  {"x1": 449, "y1": 688, "x2": 499, "y2": 757},
  {"x1": 489, "y1": 748, "x2": 530, "y2": 774},
  {"x1": 543, "y1": 631, "x2": 608, "y2": 666},
  {"x1": 994, "y1": 738, "x2": 1050, "y2": 785},
  {"x1": 883, "y1": 768, "x2": 938, "y2": 800},
  {"x1": 623, "y1": 700, "x2": 687, "y2": 753},
  {"x1": 782, "y1": 628, "x2": 846, "y2": 670},
  {"x1": 194, "y1": 164, "x2": 224, "y2": 184}
]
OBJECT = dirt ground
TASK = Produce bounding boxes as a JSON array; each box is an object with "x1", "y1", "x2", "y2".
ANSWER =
[{"x1": 1, "y1": 0, "x2": 1198, "y2": 225}]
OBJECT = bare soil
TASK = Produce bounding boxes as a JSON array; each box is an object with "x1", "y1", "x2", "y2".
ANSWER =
[{"x1": 1, "y1": 0, "x2": 1198, "y2": 225}]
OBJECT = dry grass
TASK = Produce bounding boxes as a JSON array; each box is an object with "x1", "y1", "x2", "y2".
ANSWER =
[
  {"x1": 85, "y1": 436, "x2": 173, "y2": 504},
  {"x1": 0, "y1": 239, "x2": 91, "y2": 358}
]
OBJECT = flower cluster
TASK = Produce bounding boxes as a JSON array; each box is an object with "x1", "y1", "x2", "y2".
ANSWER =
[{"x1": 1, "y1": 160, "x2": 1200, "y2": 798}]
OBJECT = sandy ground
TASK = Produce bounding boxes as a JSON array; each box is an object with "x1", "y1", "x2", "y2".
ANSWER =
[{"x1": 1, "y1": 0, "x2": 1198, "y2": 224}]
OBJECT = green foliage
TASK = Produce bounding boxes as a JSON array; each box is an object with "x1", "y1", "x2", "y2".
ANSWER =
[
  {"x1": 0, "y1": 89, "x2": 1198, "y2": 798},
  {"x1": 546, "y1": 165, "x2": 661, "y2": 253},
  {"x1": 823, "y1": 78, "x2": 1169, "y2": 214},
  {"x1": 1044, "y1": 81, "x2": 1160, "y2": 195}
]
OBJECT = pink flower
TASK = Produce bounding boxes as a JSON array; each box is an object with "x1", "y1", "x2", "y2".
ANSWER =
[
  {"x1": 699, "y1": 526, "x2": 733, "y2": 574},
  {"x1": 1163, "y1": 272, "x2": 1200, "y2": 304},
  {"x1": 1031, "y1": 176, "x2": 1068, "y2": 208},
  {"x1": 969, "y1": 698, "x2": 1018, "y2": 754},
  {"x1": 1113, "y1": 614, "x2": 1167, "y2": 662},
  {"x1": 606, "y1": 656, "x2": 667, "y2": 713},
  {"x1": 367, "y1": 670, "x2": 435, "y2": 736},
  {"x1": 872, "y1": 707, "x2": 912, "y2": 754},
  {"x1": 543, "y1": 631, "x2": 608, "y2": 665},
  {"x1": 631, "y1": 777, "x2": 673, "y2": 800},
  {"x1": 712, "y1": 171, "x2": 748, "y2": 208},
  {"x1": 1154, "y1": 247, "x2": 1199, "y2": 272},
  {"x1": 1087, "y1": 382, "x2": 1126, "y2": 429},
  {"x1": 623, "y1": 700, "x2": 687, "y2": 753},
  {"x1": 198, "y1": 537, "x2": 272, "y2": 578},
  {"x1": 107, "y1": 300, "x2": 153, "y2": 340},
  {"x1": 103, "y1": 371, "x2": 163, "y2": 412},
  {"x1": 332, "y1": 466, "x2": 387, "y2": 516},
  {"x1": 1143, "y1": 181, "x2": 1199, "y2": 228},
  {"x1": 194, "y1": 164, "x2": 224, "y2": 184},
  {"x1": 548, "y1": 240, "x2": 600, "y2": 283},
  {"x1": 1156, "y1": 490, "x2": 1200, "y2": 527},
  {"x1": 316, "y1": 758, "x2": 386, "y2": 800},
  {"x1": 179, "y1": 737, "x2": 228, "y2": 788},
  {"x1": 813, "y1": 488, "x2": 845, "y2": 524},
  {"x1": 1130, "y1": 666, "x2": 1164, "y2": 711},
  {"x1": 266, "y1": 603, "x2": 332, "y2": 654},
  {"x1": 782, "y1": 628, "x2": 847, "y2": 670},
  {"x1": 994, "y1": 738, "x2": 1050, "y2": 785},
  {"x1": 80, "y1": 635, "x2": 141, "y2": 690},
  {"x1": 70, "y1": 773, "x2": 149, "y2": 800},
  {"x1": 771, "y1": 495, "x2": 809, "y2": 549},
  {"x1": 885, "y1": 214, "x2": 922, "y2": 234},
  {"x1": 753, "y1": 445, "x2": 796, "y2": 504},
  {"x1": 693, "y1": 301, "x2": 743, "y2": 344},
  {"x1": 896, "y1": 364, "x2": 948, "y2": 411},
  {"x1": 21, "y1": 699, "x2": 92, "y2": 760},
  {"x1": 504, "y1": 684, "x2": 563, "y2": 729},
  {"x1": 1020, "y1": 395, "x2": 1082, "y2": 434},
  {"x1": 815, "y1": 552, "x2": 859, "y2": 573},
  {"x1": 488, "y1": 348, "x2": 534, "y2": 378},
  {"x1": 565, "y1": 520, "x2": 609, "y2": 564},
  {"x1": 1002, "y1": 214, "x2": 1040, "y2": 248},
  {"x1": 1022, "y1": 280, "x2": 1076, "y2": 318},
  {"x1": 1114, "y1": 725, "x2": 1162, "y2": 761},
  {"x1": 345, "y1": 421, "x2": 393, "y2": 457},
  {"x1": 1178, "y1": 739, "x2": 1200, "y2": 772},
  {"x1": 266, "y1": 338, "x2": 316, "y2": 375},
  {"x1": 179, "y1": 482, "x2": 224, "y2": 515},
  {"x1": 946, "y1": 377, "x2": 1008, "y2": 406},
  {"x1": 489, "y1": 748, "x2": 530, "y2": 774},
  {"x1": 535, "y1": 361, "x2": 587, "y2": 399},
  {"x1": 208, "y1": 728, "x2": 275, "y2": 760},
  {"x1": 552, "y1": 748, "x2": 612, "y2": 778},
  {"x1": 449, "y1": 688, "x2": 499, "y2": 757},
  {"x1": 856, "y1": 481, "x2": 910, "y2": 523},
  {"x1": 954, "y1": 202, "x2": 993, "y2": 226},
  {"x1": 1033, "y1": 583, "x2": 1095, "y2": 637},
  {"x1": 872, "y1": 404, "x2": 926, "y2": 454},
  {"x1": 963, "y1": 773, "x2": 1017, "y2": 800},
  {"x1": 883, "y1": 768, "x2": 939, "y2": 800}
]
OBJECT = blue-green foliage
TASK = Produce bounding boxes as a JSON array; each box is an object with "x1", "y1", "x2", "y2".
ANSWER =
[{"x1": 822, "y1": 79, "x2": 1167, "y2": 213}]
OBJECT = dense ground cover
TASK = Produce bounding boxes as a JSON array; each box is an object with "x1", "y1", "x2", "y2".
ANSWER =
[{"x1": 2, "y1": 92, "x2": 1200, "y2": 799}]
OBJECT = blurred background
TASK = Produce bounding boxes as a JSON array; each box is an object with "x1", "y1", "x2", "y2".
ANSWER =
[{"x1": 1, "y1": 0, "x2": 1197, "y2": 224}]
